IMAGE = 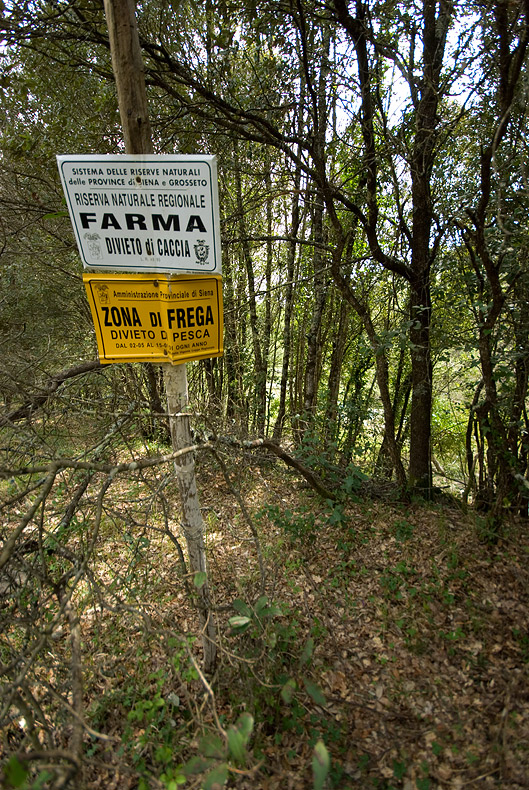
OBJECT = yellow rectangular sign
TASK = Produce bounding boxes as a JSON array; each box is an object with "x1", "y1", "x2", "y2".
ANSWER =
[{"x1": 83, "y1": 273, "x2": 223, "y2": 365}]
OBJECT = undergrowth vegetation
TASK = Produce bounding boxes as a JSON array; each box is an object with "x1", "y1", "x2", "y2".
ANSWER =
[{"x1": 1, "y1": 390, "x2": 529, "y2": 790}]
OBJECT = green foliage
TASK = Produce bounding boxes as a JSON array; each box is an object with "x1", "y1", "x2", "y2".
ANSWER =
[
  {"x1": 392, "y1": 758, "x2": 406, "y2": 781},
  {"x1": 312, "y1": 740, "x2": 330, "y2": 790},
  {"x1": 295, "y1": 429, "x2": 368, "y2": 501},
  {"x1": 392, "y1": 517, "x2": 414, "y2": 542},
  {"x1": 88, "y1": 642, "x2": 196, "y2": 788},
  {"x1": 380, "y1": 561, "x2": 417, "y2": 602},
  {"x1": 194, "y1": 571, "x2": 208, "y2": 589},
  {"x1": 3, "y1": 756, "x2": 28, "y2": 788},
  {"x1": 181, "y1": 712, "x2": 254, "y2": 787},
  {"x1": 257, "y1": 503, "x2": 316, "y2": 545},
  {"x1": 228, "y1": 595, "x2": 283, "y2": 641},
  {"x1": 225, "y1": 592, "x2": 337, "y2": 788}
]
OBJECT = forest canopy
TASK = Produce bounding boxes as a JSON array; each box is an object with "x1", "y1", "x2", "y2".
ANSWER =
[{"x1": 0, "y1": 0, "x2": 528, "y2": 509}]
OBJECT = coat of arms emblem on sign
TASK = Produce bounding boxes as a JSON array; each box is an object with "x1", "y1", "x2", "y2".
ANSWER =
[
  {"x1": 94, "y1": 284, "x2": 109, "y2": 304},
  {"x1": 84, "y1": 232, "x2": 103, "y2": 261},
  {"x1": 194, "y1": 240, "x2": 209, "y2": 266}
]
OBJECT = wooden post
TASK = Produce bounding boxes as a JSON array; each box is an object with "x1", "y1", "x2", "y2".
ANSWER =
[
  {"x1": 102, "y1": 0, "x2": 217, "y2": 671},
  {"x1": 163, "y1": 364, "x2": 217, "y2": 666},
  {"x1": 102, "y1": 0, "x2": 153, "y2": 155}
]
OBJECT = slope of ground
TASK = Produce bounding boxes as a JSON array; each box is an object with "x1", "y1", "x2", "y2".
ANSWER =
[
  {"x1": 2, "y1": 449, "x2": 529, "y2": 790},
  {"x1": 83, "y1": 455, "x2": 529, "y2": 790}
]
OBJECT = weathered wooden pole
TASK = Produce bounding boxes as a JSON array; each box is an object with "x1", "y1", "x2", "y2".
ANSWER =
[{"x1": 102, "y1": 0, "x2": 217, "y2": 671}]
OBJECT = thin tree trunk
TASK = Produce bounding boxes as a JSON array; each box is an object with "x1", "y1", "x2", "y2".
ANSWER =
[
  {"x1": 163, "y1": 365, "x2": 216, "y2": 665},
  {"x1": 273, "y1": 188, "x2": 301, "y2": 439},
  {"x1": 325, "y1": 295, "x2": 349, "y2": 443},
  {"x1": 263, "y1": 152, "x2": 273, "y2": 432},
  {"x1": 103, "y1": 0, "x2": 216, "y2": 671},
  {"x1": 144, "y1": 362, "x2": 165, "y2": 439},
  {"x1": 223, "y1": 250, "x2": 244, "y2": 422},
  {"x1": 302, "y1": 23, "x2": 331, "y2": 427},
  {"x1": 273, "y1": 103, "x2": 305, "y2": 440},
  {"x1": 233, "y1": 144, "x2": 267, "y2": 434},
  {"x1": 303, "y1": 193, "x2": 326, "y2": 420}
]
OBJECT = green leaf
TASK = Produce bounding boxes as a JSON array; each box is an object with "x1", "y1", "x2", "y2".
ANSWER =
[
  {"x1": 228, "y1": 615, "x2": 251, "y2": 632},
  {"x1": 198, "y1": 733, "x2": 225, "y2": 759},
  {"x1": 203, "y1": 762, "x2": 229, "y2": 789},
  {"x1": 255, "y1": 595, "x2": 281, "y2": 619},
  {"x1": 281, "y1": 677, "x2": 297, "y2": 704},
  {"x1": 231, "y1": 599, "x2": 252, "y2": 618},
  {"x1": 4, "y1": 755, "x2": 28, "y2": 787},
  {"x1": 182, "y1": 755, "x2": 212, "y2": 776},
  {"x1": 254, "y1": 595, "x2": 269, "y2": 615},
  {"x1": 312, "y1": 740, "x2": 330, "y2": 790},
  {"x1": 42, "y1": 210, "x2": 69, "y2": 219},
  {"x1": 194, "y1": 571, "x2": 208, "y2": 589},
  {"x1": 304, "y1": 678, "x2": 326, "y2": 706},
  {"x1": 227, "y1": 712, "x2": 253, "y2": 764},
  {"x1": 264, "y1": 602, "x2": 283, "y2": 618},
  {"x1": 227, "y1": 726, "x2": 247, "y2": 764},
  {"x1": 235, "y1": 711, "x2": 254, "y2": 742},
  {"x1": 155, "y1": 744, "x2": 173, "y2": 764},
  {"x1": 393, "y1": 759, "x2": 407, "y2": 780},
  {"x1": 300, "y1": 636, "x2": 314, "y2": 667},
  {"x1": 163, "y1": 773, "x2": 187, "y2": 789}
]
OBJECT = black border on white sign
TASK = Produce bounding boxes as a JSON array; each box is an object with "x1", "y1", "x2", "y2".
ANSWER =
[{"x1": 57, "y1": 154, "x2": 222, "y2": 275}]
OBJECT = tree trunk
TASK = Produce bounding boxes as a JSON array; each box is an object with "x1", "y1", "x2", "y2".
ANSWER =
[
  {"x1": 407, "y1": 275, "x2": 433, "y2": 492},
  {"x1": 324, "y1": 295, "x2": 349, "y2": 444},
  {"x1": 273, "y1": 105, "x2": 305, "y2": 440},
  {"x1": 103, "y1": 0, "x2": 216, "y2": 671},
  {"x1": 331, "y1": 246, "x2": 407, "y2": 488},
  {"x1": 144, "y1": 362, "x2": 166, "y2": 440},
  {"x1": 406, "y1": 0, "x2": 450, "y2": 494},
  {"x1": 233, "y1": 144, "x2": 267, "y2": 434},
  {"x1": 303, "y1": 192, "x2": 327, "y2": 422},
  {"x1": 263, "y1": 152, "x2": 273, "y2": 432},
  {"x1": 223, "y1": 250, "x2": 245, "y2": 425},
  {"x1": 302, "y1": 23, "x2": 331, "y2": 428}
]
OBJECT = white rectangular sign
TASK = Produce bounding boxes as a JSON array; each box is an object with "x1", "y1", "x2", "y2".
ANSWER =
[{"x1": 57, "y1": 154, "x2": 222, "y2": 275}]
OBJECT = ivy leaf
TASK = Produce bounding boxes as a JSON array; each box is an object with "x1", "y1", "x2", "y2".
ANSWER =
[
  {"x1": 281, "y1": 677, "x2": 297, "y2": 704},
  {"x1": 227, "y1": 725, "x2": 247, "y2": 765},
  {"x1": 4, "y1": 755, "x2": 28, "y2": 787},
  {"x1": 198, "y1": 733, "x2": 225, "y2": 760},
  {"x1": 299, "y1": 636, "x2": 314, "y2": 667},
  {"x1": 182, "y1": 755, "x2": 212, "y2": 776},
  {"x1": 235, "y1": 711, "x2": 254, "y2": 742}
]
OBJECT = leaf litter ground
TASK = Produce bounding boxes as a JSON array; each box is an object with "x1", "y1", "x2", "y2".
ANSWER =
[{"x1": 40, "y1": 453, "x2": 529, "y2": 789}]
